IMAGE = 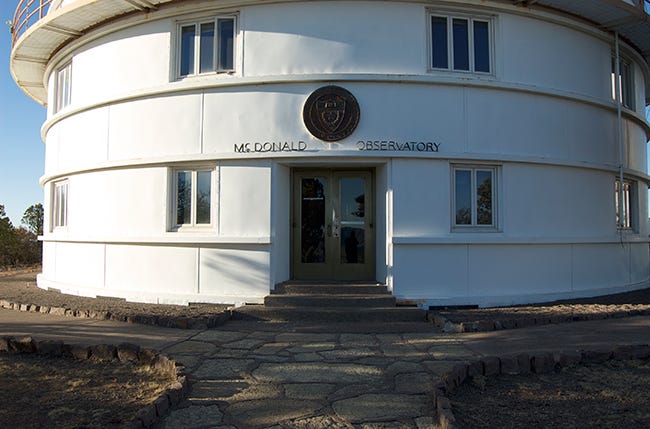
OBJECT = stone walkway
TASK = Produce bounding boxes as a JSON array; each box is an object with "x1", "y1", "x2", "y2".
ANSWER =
[
  {"x1": 153, "y1": 316, "x2": 650, "y2": 429},
  {"x1": 2, "y1": 308, "x2": 650, "y2": 428}
]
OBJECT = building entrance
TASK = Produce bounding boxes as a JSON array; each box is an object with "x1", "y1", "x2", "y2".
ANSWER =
[{"x1": 292, "y1": 169, "x2": 375, "y2": 281}]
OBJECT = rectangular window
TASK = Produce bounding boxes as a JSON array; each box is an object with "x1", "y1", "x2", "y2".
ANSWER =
[
  {"x1": 431, "y1": 13, "x2": 492, "y2": 74},
  {"x1": 174, "y1": 169, "x2": 213, "y2": 228},
  {"x1": 177, "y1": 16, "x2": 235, "y2": 78},
  {"x1": 453, "y1": 166, "x2": 497, "y2": 228},
  {"x1": 611, "y1": 56, "x2": 635, "y2": 109},
  {"x1": 52, "y1": 180, "x2": 69, "y2": 229},
  {"x1": 615, "y1": 179, "x2": 635, "y2": 230},
  {"x1": 55, "y1": 62, "x2": 72, "y2": 112}
]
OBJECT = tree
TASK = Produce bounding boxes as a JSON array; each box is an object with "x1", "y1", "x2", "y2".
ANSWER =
[
  {"x1": 0, "y1": 205, "x2": 16, "y2": 267},
  {"x1": 21, "y1": 203, "x2": 44, "y2": 236}
]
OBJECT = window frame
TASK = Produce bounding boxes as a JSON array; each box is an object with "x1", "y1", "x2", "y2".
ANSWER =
[
  {"x1": 175, "y1": 15, "x2": 237, "y2": 79},
  {"x1": 451, "y1": 164, "x2": 499, "y2": 230},
  {"x1": 54, "y1": 61, "x2": 72, "y2": 113},
  {"x1": 171, "y1": 166, "x2": 216, "y2": 231},
  {"x1": 428, "y1": 11, "x2": 494, "y2": 75},
  {"x1": 615, "y1": 178, "x2": 636, "y2": 231},
  {"x1": 611, "y1": 55, "x2": 635, "y2": 110},
  {"x1": 52, "y1": 180, "x2": 69, "y2": 231}
]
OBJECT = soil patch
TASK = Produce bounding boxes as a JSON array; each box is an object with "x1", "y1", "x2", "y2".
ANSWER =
[
  {"x1": 433, "y1": 287, "x2": 650, "y2": 332},
  {"x1": 0, "y1": 352, "x2": 174, "y2": 428},
  {"x1": 451, "y1": 359, "x2": 650, "y2": 428},
  {"x1": 0, "y1": 270, "x2": 230, "y2": 321}
]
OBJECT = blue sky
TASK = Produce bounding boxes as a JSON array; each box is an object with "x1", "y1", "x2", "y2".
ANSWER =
[
  {"x1": 0, "y1": 2, "x2": 648, "y2": 227},
  {"x1": 0, "y1": 3, "x2": 46, "y2": 226}
]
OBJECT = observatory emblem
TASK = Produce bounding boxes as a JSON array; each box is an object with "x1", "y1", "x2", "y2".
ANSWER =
[{"x1": 303, "y1": 86, "x2": 360, "y2": 142}]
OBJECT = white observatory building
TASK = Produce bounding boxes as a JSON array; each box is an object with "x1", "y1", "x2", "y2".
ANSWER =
[{"x1": 10, "y1": 0, "x2": 650, "y2": 307}]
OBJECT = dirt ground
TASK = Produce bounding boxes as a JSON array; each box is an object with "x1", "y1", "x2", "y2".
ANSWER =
[
  {"x1": 0, "y1": 352, "x2": 174, "y2": 429},
  {"x1": 0, "y1": 268, "x2": 231, "y2": 320},
  {"x1": 451, "y1": 359, "x2": 650, "y2": 429}
]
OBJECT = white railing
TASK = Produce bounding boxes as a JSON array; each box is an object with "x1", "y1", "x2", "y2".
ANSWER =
[{"x1": 10, "y1": 0, "x2": 53, "y2": 47}]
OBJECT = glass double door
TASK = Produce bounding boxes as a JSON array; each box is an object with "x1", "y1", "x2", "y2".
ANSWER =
[{"x1": 293, "y1": 170, "x2": 375, "y2": 281}]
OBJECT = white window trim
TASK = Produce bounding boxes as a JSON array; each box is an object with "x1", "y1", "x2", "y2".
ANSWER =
[
  {"x1": 174, "y1": 14, "x2": 238, "y2": 80},
  {"x1": 52, "y1": 180, "x2": 69, "y2": 231},
  {"x1": 54, "y1": 61, "x2": 72, "y2": 113},
  {"x1": 611, "y1": 54, "x2": 635, "y2": 110},
  {"x1": 615, "y1": 179, "x2": 636, "y2": 231},
  {"x1": 451, "y1": 164, "x2": 499, "y2": 231},
  {"x1": 170, "y1": 166, "x2": 217, "y2": 232},
  {"x1": 428, "y1": 10, "x2": 495, "y2": 75}
]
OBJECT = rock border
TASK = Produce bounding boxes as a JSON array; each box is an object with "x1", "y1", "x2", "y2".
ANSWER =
[
  {"x1": 0, "y1": 298, "x2": 231, "y2": 330},
  {"x1": 432, "y1": 343, "x2": 650, "y2": 429},
  {"x1": 0, "y1": 335, "x2": 189, "y2": 429},
  {"x1": 428, "y1": 306, "x2": 650, "y2": 333}
]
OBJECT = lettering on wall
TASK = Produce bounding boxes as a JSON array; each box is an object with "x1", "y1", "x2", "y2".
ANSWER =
[
  {"x1": 234, "y1": 141, "x2": 307, "y2": 153},
  {"x1": 233, "y1": 140, "x2": 442, "y2": 154},
  {"x1": 357, "y1": 140, "x2": 440, "y2": 152}
]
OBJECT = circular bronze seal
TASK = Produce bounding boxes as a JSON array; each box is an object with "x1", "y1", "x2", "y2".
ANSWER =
[{"x1": 303, "y1": 86, "x2": 360, "y2": 142}]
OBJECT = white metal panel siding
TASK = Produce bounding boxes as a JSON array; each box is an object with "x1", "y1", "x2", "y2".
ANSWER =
[{"x1": 243, "y1": 2, "x2": 426, "y2": 76}]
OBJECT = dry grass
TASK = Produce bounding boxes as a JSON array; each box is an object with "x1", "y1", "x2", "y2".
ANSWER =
[
  {"x1": 0, "y1": 352, "x2": 175, "y2": 429},
  {"x1": 451, "y1": 359, "x2": 650, "y2": 428}
]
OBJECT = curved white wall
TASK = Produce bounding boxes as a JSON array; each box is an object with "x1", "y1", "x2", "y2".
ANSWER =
[{"x1": 39, "y1": 0, "x2": 650, "y2": 306}]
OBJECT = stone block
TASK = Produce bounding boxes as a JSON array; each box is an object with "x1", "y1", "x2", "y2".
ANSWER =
[
  {"x1": 481, "y1": 356, "x2": 500, "y2": 376},
  {"x1": 453, "y1": 364, "x2": 468, "y2": 385},
  {"x1": 531, "y1": 352, "x2": 554, "y2": 373},
  {"x1": 154, "y1": 395, "x2": 170, "y2": 417},
  {"x1": 499, "y1": 355, "x2": 519, "y2": 375},
  {"x1": 188, "y1": 320, "x2": 208, "y2": 330},
  {"x1": 28, "y1": 304, "x2": 39, "y2": 312},
  {"x1": 138, "y1": 348, "x2": 157, "y2": 366},
  {"x1": 136, "y1": 405, "x2": 157, "y2": 428},
  {"x1": 477, "y1": 320, "x2": 495, "y2": 331},
  {"x1": 0, "y1": 299, "x2": 10, "y2": 308},
  {"x1": 154, "y1": 354, "x2": 175, "y2": 374},
  {"x1": 65, "y1": 344, "x2": 90, "y2": 360},
  {"x1": 173, "y1": 318, "x2": 190, "y2": 329},
  {"x1": 19, "y1": 304, "x2": 29, "y2": 312},
  {"x1": 36, "y1": 340, "x2": 64, "y2": 357},
  {"x1": 467, "y1": 360, "x2": 483, "y2": 377},
  {"x1": 10, "y1": 336, "x2": 35, "y2": 353},
  {"x1": 117, "y1": 343, "x2": 140, "y2": 363},
  {"x1": 90, "y1": 344, "x2": 117, "y2": 361},
  {"x1": 443, "y1": 321, "x2": 463, "y2": 333},
  {"x1": 516, "y1": 353, "x2": 531, "y2": 374},
  {"x1": 438, "y1": 408, "x2": 457, "y2": 429},
  {"x1": 39, "y1": 306, "x2": 50, "y2": 314},
  {"x1": 49, "y1": 307, "x2": 66, "y2": 316},
  {"x1": 177, "y1": 375, "x2": 189, "y2": 395},
  {"x1": 166, "y1": 382, "x2": 184, "y2": 405},
  {"x1": 556, "y1": 350, "x2": 581, "y2": 367},
  {"x1": 442, "y1": 372, "x2": 458, "y2": 394},
  {"x1": 110, "y1": 312, "x2": 127, "y2": 322},
  {"x1": 581, "y1": 349, "x2": 612, "y2": 364}
]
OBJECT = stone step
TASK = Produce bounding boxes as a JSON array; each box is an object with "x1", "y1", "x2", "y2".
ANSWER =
[
  {"x1": 264, "y1": 294, "x2": 397, "y2": 308},
  {"x1": 231, "y1": 305, "x2": 427, "y2": 323},
  {"x1": 273, "y1": 283, "x2": 390, "y2": 296}
]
